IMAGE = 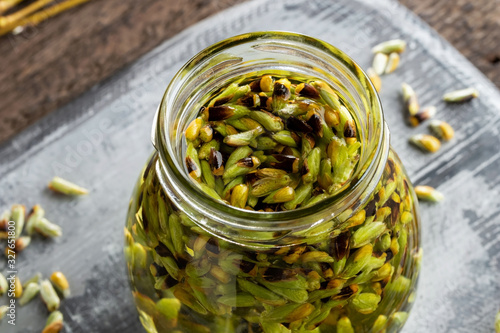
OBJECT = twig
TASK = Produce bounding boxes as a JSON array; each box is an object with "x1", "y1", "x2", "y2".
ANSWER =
[
  {"x1": 0, "y1": 0, "x2": 53, "y2": 27},
  {"x1": 0, "y1": 0, "x2": 25, "y2": 15},
  {"x1": 0, "y1": 0, "x2": 91, "y2": 36}
]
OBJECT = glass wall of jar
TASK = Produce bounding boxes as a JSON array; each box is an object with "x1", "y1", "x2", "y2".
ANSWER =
[{"x1": 124, "y1": 32, "x2": 421, "y2": 333}]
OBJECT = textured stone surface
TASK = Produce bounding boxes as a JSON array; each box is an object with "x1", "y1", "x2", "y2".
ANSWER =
[{"x1": 0, "y1": 0, "x2": 499, "y2": 332}]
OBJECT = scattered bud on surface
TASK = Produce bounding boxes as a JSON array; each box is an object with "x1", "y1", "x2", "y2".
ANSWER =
[
  {"x1": 429, "y1": 119, "x2": 455, "y2": 141},
  {"x1": 372, "y1": 53, "x2": 389, "y2": 76},
  {"x1": 11, "y1": 204, "x2": 25, "y2": 239},
  {"x1": 42, "y1": 311, "x2": 64, "y2": 333},
  {"x1": 443, "y1": 87, "x2": 479, "y2": 102},
  {"x1": 0, "y1": 273, "x2": 7, "y2": 296},
  {"x1": 35, "y1": 218, "x2": 63, "y2": 238},
  {"x1": 415, "y1": 185, "x2": 444, "y2": 202},
  {"x1": 402, "y1": 83, "x2": 419, "y2": 116},
  {"x1": 14, "y1": 276, "x2": 23, "y2": 299},
  {"x1": 409, "y1": 134, "x2": 441, "y2": 153},
  {"x1": 48, "y1": 177, "x2": 89, "y2": 195},
  {"x1": 372, "y1": 39, "x2": 407, "y2": 54},
  {"x1": 384, "y1": 52, "x2": 400, "y2": 74},
  {"x1": 19, "y1": 282, "x2": 40, "y2": 306},
  {"x1": 367, "y1": 67, "x2": 382, "y2": 92},
  {"x1": 26, "y1": 204, "x2": 45, "y2": 235},
  {"x1": 409, "y1": 106, "x2": 436, "y2": 127},
  {"x1": 40, "y1": 279, "x2": 60, "y2": 312},
  {"x1": 50, "y1": 272, "x2": 71, "y2": 298},
  {"x1": 0, "y1": 305, "x2": 8, "y2": 321}
]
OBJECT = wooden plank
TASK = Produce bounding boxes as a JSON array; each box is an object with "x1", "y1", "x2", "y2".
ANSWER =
[
  {"x1": 0, "y1": 0, "x2": 499, "y2": 144},
  {"x1": 400, "y1": 0, "x2": 500, "y2": 88},
  {"x1": 0, "y1": 0, "x2": 245, "y2": 143},
  {"x1": 0, "y1": 0, "x2": 499, "y2": 332}
]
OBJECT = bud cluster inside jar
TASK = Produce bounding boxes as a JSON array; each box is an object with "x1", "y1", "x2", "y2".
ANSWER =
[
  {"x1": 183, "y1": 73, "x2": 362, "y2": 211},
  {"x1": 125, "y1": 71, "x2": 420, "y2": 333}
]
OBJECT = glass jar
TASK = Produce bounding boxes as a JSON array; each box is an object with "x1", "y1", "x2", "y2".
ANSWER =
[{"x1": 124, "y1": 32, "x2": 421, "y2": 333}]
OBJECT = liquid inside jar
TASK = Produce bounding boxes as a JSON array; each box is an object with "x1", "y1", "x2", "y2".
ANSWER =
[
  {"x1": 183, "y1": 73, "x2": 362, "y2": 210},
  {"x1": 125, "y1": 73, "x2": 421, "y2": 333}
]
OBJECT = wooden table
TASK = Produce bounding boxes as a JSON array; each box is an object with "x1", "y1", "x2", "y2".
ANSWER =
[{"x1": 0, "y1": 0, "x2": 499, "y2": 144}]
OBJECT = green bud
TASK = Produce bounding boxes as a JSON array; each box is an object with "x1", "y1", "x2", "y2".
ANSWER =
[
  {"x1": 249, "y1": 110, "x2": 284, "y2": 132},
  {"x1": 336, "y1": 316, "x2": 354, "y2": 333},
  {"x1": 351, "y1": 222, "x2": 387, "y2": 248},
  {"x1": 350, "y1": 293, "x2": 381, "y2": 314},
  {"x1": 156, "y1": 298, "x2": 181, "y2": 320},
  {"x1": 372, "y1": 315, "x2": 387, "y2": 332},
  {"x1": 271, "y1": 130, "x2": 298, "y2": 147},
  {"x1": 391, "y1": 311, "x2": 409, "y2": 328}
]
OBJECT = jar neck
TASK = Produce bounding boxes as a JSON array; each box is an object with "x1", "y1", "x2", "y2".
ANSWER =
[{"x1": 153, "y1": 32, "x2": 389, "y2": 244}]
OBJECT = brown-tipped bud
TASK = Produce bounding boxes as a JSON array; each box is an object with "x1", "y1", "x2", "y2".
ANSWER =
[
  {"x1": 208, "y1": 148, "x2": 224, "y2": 176},
  {"x1": 429, "y1": 119, "x2": 454, "y2": 141},
  {"x1": 237, "y1": 156, "x2": 260, "y2": 168},
  {"x1": 286, "y1": 116, "x2": 313, "y2": 133},
  {"x1": 302, "y1": 133, "x2": 316, "y2": 151},
  {"x1": 208, "y1": 105, "x2": 235, "y2": 121},
  {"x1": 199, "y1": 124, "x2": 213, "y2": 142},
  {"x1": 259, "y1": 94, "x2": 269, "y2": 109},
  {"x1": 249, "y1": 79, "x2": 261, "y2": 92},
  {"x1": 0, "y1": 210, "x2": 10, "y2": 232},
  {"x1": 272, "y1": 82, "x2": 291, "y2": 111},
  {"x1": 409, "y1": 134, "x2": 441, "y2": 153},
  {"x1": 199, "y1": 106, "x2": 209, "y2": 121},
  {"x1": 306, "y1": 113, "x2": 323, "y2": 137},
  {"x1": 295, "y1": 83, "x2": 320, "y2": 99},
  {"x1": 213, "y1": 95, "x2": 233, "y2": 106},
  {"x1": 331, "y1": 232, "x2": 350, "y2": 261},
  {"x1": 238, "y1": 94, "x2": 260, "y2": 108},
  {"x1": 343, "y1": 119, "x2": 357, "y2": 139},
  {"x1": 270, "y1": 154, "x2": 300, "y2": 173},
  {"x1": 5, "y1": 236, "x2": 31, "y2": 257},
  {"x1": 402, "y1": 83, "x2": 419, "y2": 116},
  {"x1": 42, "y1": 311, "x2": 64, "y2": 333},
  {"x1": 443, "y1": 87, "x2": 479, "y2": 102},
  {"x1": 186, "y1": 157, "x2": 200, "y2": 179},
  {"x1": 409, "y1": 106, "x2": 436, "y2": 127}
]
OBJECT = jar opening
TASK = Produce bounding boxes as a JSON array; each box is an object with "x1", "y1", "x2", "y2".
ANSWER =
[{"x1": 154, "y1": 31, "x2": 388, "y2": 232}]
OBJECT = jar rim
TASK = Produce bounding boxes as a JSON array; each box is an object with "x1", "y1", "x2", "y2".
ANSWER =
[{"x1": 154, "y1": 31, "x2": 388, "y2": 231}]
